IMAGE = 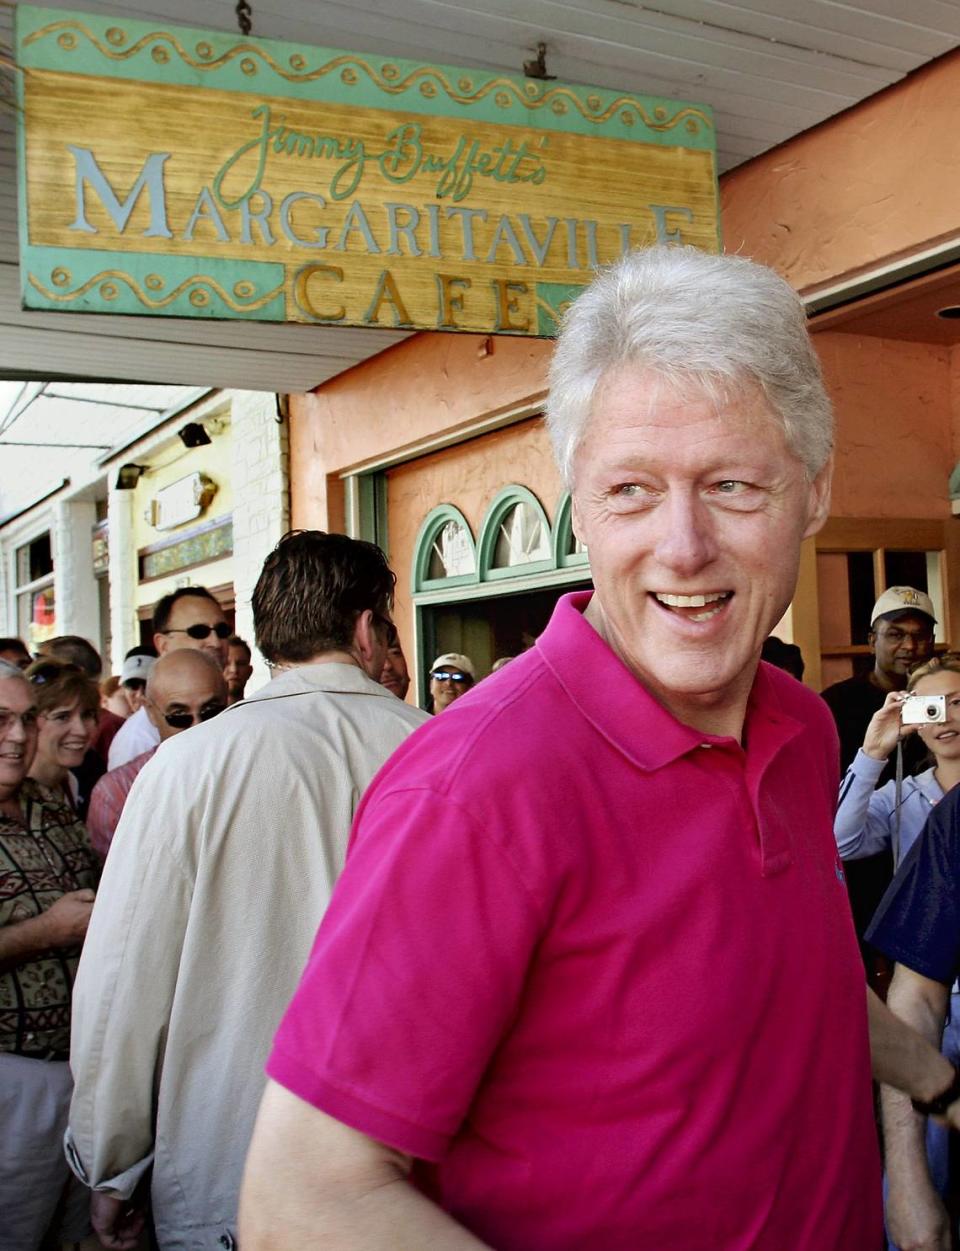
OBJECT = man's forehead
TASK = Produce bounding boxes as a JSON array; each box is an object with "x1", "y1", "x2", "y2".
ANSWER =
[
  {"x1": 0, "y1": 677, "x2": 35, "y2": 712},
  {"x1": 587, "y1": 365, "x2": 785, "y2": 442},
  {"x1": 167, "y1": 595, "x2": 225, "y2": 624},
  {"x1": 874, "y1": 612, "x2": 934, "y2": 634},
  {"x1": 158, "y1": 678, "x2": 223, "y2": 706}
]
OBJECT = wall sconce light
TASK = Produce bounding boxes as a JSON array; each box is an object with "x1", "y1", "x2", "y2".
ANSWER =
[
  {"x1": 115, "y1": 463, "x2": 147, "y2": 490},
  {"x1": 178, "y1": 421, "x2": 212, "y2": 448}
]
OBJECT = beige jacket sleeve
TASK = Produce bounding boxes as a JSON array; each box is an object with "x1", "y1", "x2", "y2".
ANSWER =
[{"x1": 65, "y1": 759, "x2": 195, "y2": 1198}]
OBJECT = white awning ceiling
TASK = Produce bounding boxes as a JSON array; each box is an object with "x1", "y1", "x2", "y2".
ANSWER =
[
  {"x1": 0, "y1": 380, "x2": 207, "y2": 519},
  {"x1": 1, "y1": 0, "x2": 958, "y2": 391}
]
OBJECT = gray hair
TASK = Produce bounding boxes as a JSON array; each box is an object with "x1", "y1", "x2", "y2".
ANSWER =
[
  {"x1": 0, "y1": 659, "x2": 28, "y2": 684},
  {"x1": 545, "y1": 245, "x2": 833, "y2": 487}
]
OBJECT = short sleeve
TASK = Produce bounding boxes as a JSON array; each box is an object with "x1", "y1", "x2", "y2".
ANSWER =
[
  {"x1": 267, "y1": 786, "x2": 546, "y2": 1162},
  {"x1": 866, "y1": 793, "x2": 960, "y2": 985}
]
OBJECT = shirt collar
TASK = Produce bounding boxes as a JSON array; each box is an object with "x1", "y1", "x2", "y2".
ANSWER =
[
  {"x1": 537, "y1": 592, "x2": 805, "y2": 771},
  {"x1": 244, "y1": 661, "x2": 390, "y2": 702}
]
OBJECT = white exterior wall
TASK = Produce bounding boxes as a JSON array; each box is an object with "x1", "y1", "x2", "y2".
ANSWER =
[
  {"x1": 1, "y1": 391, "x2": 290, "y2": 679},
  {"x1": 52, "y1": 498, "x2": 100, "y2": 644},
  {"x1": 0, "y1": 530, "x2": 10, "y2": 637},
  {"x1": 107, "y1": 483, "x2": 139, "y2": 672},
  {"x1": 230, "y1": 391, "x2": 290, "y2": 694}
]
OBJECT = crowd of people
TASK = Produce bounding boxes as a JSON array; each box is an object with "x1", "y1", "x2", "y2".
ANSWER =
[{"x1": 6, "y1": 246, "x2": 960, "y2": 1251}]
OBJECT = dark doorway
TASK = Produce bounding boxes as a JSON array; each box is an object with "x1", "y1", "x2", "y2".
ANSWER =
[{"x1": 418, "y1": 579, "x2": 592, "y2": 708}]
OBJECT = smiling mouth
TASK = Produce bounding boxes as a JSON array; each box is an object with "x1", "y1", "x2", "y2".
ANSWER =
[{"x1": 652, "y1": 591, "x2": 733, "y2": 623}]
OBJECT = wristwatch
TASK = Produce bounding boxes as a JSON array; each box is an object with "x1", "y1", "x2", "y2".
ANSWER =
[{"x1": 911, "y1": 1065, "x2": 960, "y2": 1117}]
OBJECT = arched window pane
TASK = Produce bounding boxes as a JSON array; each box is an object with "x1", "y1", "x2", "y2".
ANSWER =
[
  {"x1": 427, "y1": 519, "x2": 476, "y2": 579},
  {"x1": 492, "y1": 502, "x2": 551, "y2": 568}
]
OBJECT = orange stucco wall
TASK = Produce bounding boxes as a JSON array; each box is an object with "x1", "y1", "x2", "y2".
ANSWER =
[
  {"x1": 289, "y1": 332, "x2": 551, "y2": 530},
  {"x1": 386, "y1": 417, "x2": 562, "y2": 646},
  {"x1": 815, "y1": 331, "x2": 953, "y2": 518},
  {"x1": 721, "y1": 50, "x2": 960, "y2": 295},
  {"x1": 950, "y1": 345, "x2": 960, "y2": 464}
]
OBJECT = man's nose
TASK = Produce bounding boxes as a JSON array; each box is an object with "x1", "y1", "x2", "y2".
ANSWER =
[{"x1": 653, "y1": 491, "x2": 718, "y2": 575}]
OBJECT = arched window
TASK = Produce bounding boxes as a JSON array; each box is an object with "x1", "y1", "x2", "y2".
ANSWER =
[
  {"x1": 412, "y1": 505, "x2": 478, "y2": 592},
  {"x1": 552, "y1": 492, "x2": 589, "y2": 569},
  {"x1": 477, "y1": 487, "x2": 553, "y2": 581}
]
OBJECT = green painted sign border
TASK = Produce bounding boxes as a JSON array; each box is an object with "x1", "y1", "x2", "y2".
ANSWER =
[
  {"x1": 21, "y1": 244, "x2": 287, "y2": 319},
  {"x1": 16, "y1": 5, "x2": 715, "y2": 150}
]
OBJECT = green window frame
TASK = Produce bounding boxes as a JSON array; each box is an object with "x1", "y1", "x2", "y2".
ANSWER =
[
  {"x1": 552, "y1": 492, "x2": 589, "y2": 569},
  {"x1": 476, "y1": 486, "x2": 554, "y2": 582},
  {"x1": 411, "y1": 504, "x2": 479, "y2": 593}
]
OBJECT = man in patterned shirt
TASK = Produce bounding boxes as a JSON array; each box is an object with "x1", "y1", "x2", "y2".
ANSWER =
[
  {"x1": 86, "y1": 649, "x2": 228, "y2": 859},
  {"x1": 0, "y1": 657, "x2": 99, "y2": 1250}
]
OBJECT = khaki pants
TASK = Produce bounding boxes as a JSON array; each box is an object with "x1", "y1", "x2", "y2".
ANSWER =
[{"x1": 0, "y1": 1052, "x2": 89, "y2": 1251}]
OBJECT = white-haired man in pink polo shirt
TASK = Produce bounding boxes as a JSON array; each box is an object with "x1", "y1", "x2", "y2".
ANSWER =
[{"x1": 241, "y1": 247, "x2": 960, "y2": 1251}]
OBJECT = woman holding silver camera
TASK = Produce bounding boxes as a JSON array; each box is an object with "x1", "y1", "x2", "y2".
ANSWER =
[
  {"x1": 835, "y1": 652, "x2": 960, "y2": 1248},
  {"x1": 835, "y1": 653, "x2": 960, "y2": 866}
]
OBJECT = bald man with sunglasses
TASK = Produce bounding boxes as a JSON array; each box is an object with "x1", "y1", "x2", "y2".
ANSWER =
[
  {"x1": 86, "y1": 651, "x2": 227, "y2": 859},
  {"x1": 107, "y1": 587, "x2": 229, "y2": 770}
]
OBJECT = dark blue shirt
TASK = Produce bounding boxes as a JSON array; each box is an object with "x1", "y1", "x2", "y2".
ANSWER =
[{"x1": 867, "y1": 786, "x2": 960, "y2": 986}]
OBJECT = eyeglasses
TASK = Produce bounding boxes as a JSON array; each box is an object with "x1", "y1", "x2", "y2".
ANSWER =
[
  {"x1": 160, "y1": 623, "x2": 231, "y2": 641},
  {"x1": 147, "y1": 699, "x2": 226, "y2": 730},
  {"x1": 431, "y1": 670, "x2": 469, "y2": 683},
  {"x1": 0, "y1": 709, "x2": 38, "y2": 732}
]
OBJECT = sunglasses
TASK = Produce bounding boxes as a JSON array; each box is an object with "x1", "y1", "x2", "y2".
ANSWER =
[
  {"x1": 148, "y1": 699, "x2": 227, "y2": 730},
  {"x1": 161, "y1": 623, "x2": 231, "y2": 641},
  {"x1": 431, "y1": 670, "x2": 469, "y2": 683}
]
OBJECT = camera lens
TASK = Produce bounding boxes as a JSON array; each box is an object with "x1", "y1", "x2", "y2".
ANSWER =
[{"x1": 927, "y1": 705, "x2": 939, "y2": 718}]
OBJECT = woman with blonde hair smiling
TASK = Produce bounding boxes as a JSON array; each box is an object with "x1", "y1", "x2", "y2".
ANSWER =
[{"x1": 25, "y1": 657, "x2": 100, "y2": 814}]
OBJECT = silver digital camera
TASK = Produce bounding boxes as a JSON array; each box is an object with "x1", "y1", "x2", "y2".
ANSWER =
[{"x1": 901, "y1": 694, "x2": 947, "y2": 725}]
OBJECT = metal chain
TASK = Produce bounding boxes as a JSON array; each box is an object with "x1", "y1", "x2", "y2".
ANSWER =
[{"x1": 236, "y1": 0, "x2": 252, "y2": 36}]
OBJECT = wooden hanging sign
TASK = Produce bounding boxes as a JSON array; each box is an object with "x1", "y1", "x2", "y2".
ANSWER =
[{"x1": 16, "y1": 6, "x2": 719, "y2": 335}]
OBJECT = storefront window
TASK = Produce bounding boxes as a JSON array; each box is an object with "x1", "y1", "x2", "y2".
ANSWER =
[
  {"x1": 491, "y1": 501, "x2": 551, "y2": 568},
  {"x1": 428, "y1": 518, "x2": 476, "y2": 579},
  {"x1": 15, "y1": 532, "x2": 56, "y2": 648}
]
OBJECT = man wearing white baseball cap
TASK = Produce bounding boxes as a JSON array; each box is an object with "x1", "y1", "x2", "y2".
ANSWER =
[
  {"x1": 428, "y1": 652, "x2": 475, "y2": 714},
  {"x1": 822, "y1": 586, "x2": 936, "y2": 961},
  {"x1": 120, "y1": 651, "x2": 155, "y2": 711}
]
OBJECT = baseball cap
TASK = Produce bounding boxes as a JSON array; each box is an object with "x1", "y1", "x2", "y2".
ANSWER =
[
  {"x1": 870, "y1": 586, "x2": 936, "y2": 627},
  {"x1": 121, "y1": 653, "x2": 156, "y2": 685},
  {"x1": 430, "y1": 652, "x2": 476, "y2": 679}
]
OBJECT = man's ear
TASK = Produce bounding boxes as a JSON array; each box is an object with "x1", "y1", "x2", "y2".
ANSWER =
[
  {"x1": 802, "y1": 455, "x2": 833, "y2": 541},
  {"x1": 153, "y1": 632, "x2": 169, "y2": 656},
  {"x1": 352, "y1": 609, "x2": 386, "y2": 678}
]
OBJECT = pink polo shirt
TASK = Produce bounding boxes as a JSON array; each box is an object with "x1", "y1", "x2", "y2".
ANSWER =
[{"x1": 269, "y1": 592, "x2": 881, "y2": 1250}]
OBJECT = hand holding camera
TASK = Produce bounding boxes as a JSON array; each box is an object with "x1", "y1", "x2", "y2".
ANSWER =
[{"x1": 862, "y1": 691, "x2": 922, "y2": 762}]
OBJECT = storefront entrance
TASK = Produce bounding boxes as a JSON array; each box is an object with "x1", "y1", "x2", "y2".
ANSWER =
[{"x1": 417, "y1": 580, "x2": 592, "y2": 708}]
